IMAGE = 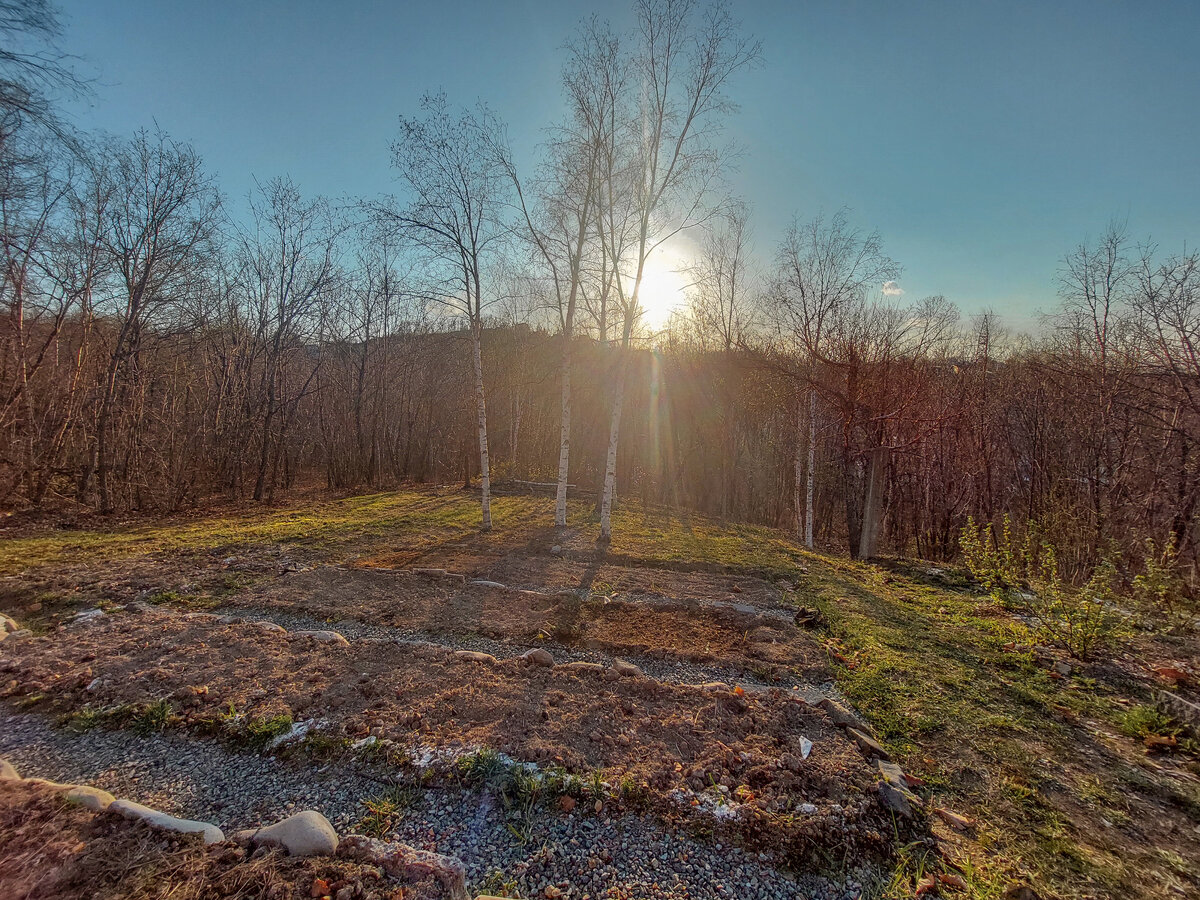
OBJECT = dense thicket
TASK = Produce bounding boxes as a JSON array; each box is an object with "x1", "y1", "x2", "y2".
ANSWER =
[{"x1": 2, "y1": 0, "x2": 1197, "y2": 582}]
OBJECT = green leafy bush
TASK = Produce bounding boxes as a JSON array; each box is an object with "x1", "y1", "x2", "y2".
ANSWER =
[
  {"x1": 1132, "y1": 536, "x2": 1197, "y2": 632},
  {"x1": 960, "y1": 517, "x2": 1131, "y2": 658}
]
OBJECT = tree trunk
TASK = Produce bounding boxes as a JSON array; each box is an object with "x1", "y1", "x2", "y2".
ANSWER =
[
  {"x1": 805, "y1": 390, "x2": 816, "y2": 549},
  {"x1": 857, "y1": 446, "x2": 887, "y2": 559},
  {"x1": 598, "y1": 357, "x2": 628, "y2": 543},
  {"x1": 471, "y1": 324, "x2": 492, "y2": 531},
  {"x1": 793, "y1": 389, "x2": 804, "y2": 540},
  {"x1": 555, "y1": 332, "x2": 572, "y2": 527}
]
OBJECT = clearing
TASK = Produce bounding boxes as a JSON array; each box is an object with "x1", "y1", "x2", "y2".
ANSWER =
[{"x1": 1, "y1": 486, "x2": 1197, "y2": 900}]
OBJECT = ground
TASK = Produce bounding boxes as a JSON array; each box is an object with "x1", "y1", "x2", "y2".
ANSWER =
[{"x1": 0, "y1": 486, "x2": 1197, "y2": 900}]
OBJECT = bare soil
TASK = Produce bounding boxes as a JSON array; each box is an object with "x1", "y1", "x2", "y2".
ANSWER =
[
  {"x1": 248, "y1": 566, "x2": 825, "y2": 674},
  {"x1": 0, "y1": 609, "x2": 896, "y2": 863}
]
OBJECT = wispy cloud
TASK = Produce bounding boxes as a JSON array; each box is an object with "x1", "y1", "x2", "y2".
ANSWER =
[{"x1": 881, "y1": 280, "x2": 904, "y2": 296}]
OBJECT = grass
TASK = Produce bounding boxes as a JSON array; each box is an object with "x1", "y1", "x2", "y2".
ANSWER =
[
  {"x1": 237, "y1": 713, "x2": 295, "y2": 750},
  {"x1": 5, "y1": 486, "x2": 1196, "y2": 899},
  {"x1": 355, "y1": 785, "x2": 421, "y2": 838},
  {"x1": 0, "y1": 489, "x2": 812, "y2": 580},
  {"x1": 780, "y1": 554, "x2": 1199, "y2": 899}
]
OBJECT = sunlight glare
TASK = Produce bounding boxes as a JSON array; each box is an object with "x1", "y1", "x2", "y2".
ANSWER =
[{"x1": 636, "y1": 256, "x2": 688, "y2": 329}]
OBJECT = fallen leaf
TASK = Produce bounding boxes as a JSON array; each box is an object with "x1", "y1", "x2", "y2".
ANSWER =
[
  {"x1": 733, "y1": 685, "x2": 745, "y2": 697},
  {"x1": 1153, "y1": 666, "x2": 1188, "y2": 684},
  {"x1": 915, "y1": 874, "x2": 938, "y2": 897},
  {"x1": 940, "y1": 873, "x2": 967, "y2": 889},
  {"x1": 1144, "y1": 734, "x2": 1178, "y2": 751},
  {"x1": 310, "y1": 879, "x2": 331, "y2": 899},
  {"x1": 934, "y1": 807, "x2": 975, "y2": 830}
]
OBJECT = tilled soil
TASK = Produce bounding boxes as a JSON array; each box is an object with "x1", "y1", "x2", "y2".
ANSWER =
[
  {"x1": 246, "y1": 566, "x2": 822, "y2": 678},
  {"x1": 0, "y1": 609, "x2": 895, "y2": 865},
  {"x1": 0, "y1": 711, "x2": 876, "y2": 900}
]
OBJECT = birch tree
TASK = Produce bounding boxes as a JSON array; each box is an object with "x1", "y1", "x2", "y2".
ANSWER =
[
  {"x1": 386, "y1": 94, "x2": 511, "y2": 530},
  {"x1": 595, "y1": 0, "x2": 759, "y2": 542},
  {"x1": 500, "y1": 18, "x2": 619, "y2": 527}
]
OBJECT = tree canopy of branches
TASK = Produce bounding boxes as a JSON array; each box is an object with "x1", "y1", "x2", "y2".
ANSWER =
[{"x1": 0, "y1": 0, "x2": 1196, "y2": 589}]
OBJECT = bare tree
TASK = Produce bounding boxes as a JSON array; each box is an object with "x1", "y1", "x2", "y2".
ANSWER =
[
  {"x1": 770, "y1": 208, "x2": 900, "y2": 552},
  {"x1": 385, "y1": 94, "x2": 511, "y2": 530},
  {"x1": 236, "y1": 177, "x2": 341, "y2": 502},
  {"x1": 594, "y1": 0, "x2": 760, "y2": 542},
  {"x1": 688, "y1": 200, "x2": 753, "y2": 352},
  {"x1": 0, "y1": 0, "x2": 87, "y2": 147},
  {"x1": 91, "y1": 130, "x2": 219, "y2": 512},
  {"x1": 499, "y1": 17, "x2": 622, "y2": 527}
]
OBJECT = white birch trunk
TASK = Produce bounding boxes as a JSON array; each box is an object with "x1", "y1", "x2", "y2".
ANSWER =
[
  {"x1": 805, "y1": 390, "x2": 816, "y2": 549},
  {"x1": 555, "y1": 335, "x2": 572, "y2": 527},
  {"x1": 471, "y1": 325, "x2": 492, "y2": 531}
]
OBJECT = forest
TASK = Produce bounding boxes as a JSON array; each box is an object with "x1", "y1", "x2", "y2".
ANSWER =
[{"x1": 3, "y1": 0, "x2": 1198, "y2": 584}]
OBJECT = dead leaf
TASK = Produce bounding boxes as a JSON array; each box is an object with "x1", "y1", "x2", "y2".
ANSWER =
[
  {"x1": 940, "y1": 873, "x2": 967, "y2": 889},
  {"x1": 915, "y1": 874, "x2": 938, "y2": 897},
  {"x1": 934, "y1": 807, "x2": 975, "y2": 830},
  {"x1": 1153, "y1": 666, "x2": 1188, "y2": 684},
  {"x1": 310, "y1": 879, "x2": 331, "y2": 899},
  {"x1": 1144, "y1": 734, "x2": 1178, "y2": 751}
]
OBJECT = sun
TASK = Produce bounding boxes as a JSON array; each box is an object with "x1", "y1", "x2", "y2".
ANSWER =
[{"x1": 636, "y1": 255, "x2": 689, "y2": 329}]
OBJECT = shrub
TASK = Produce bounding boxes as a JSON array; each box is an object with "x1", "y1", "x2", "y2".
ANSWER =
[
  {"x1": 1132, "y1": 536, "x2": 1198, "y2": 632},
  {"x1": 1028, "y1": 548, "x2": 1130, "y2": 659},
  {"x1": 960, "y1": 517, "x2": 1130, "y2": 658}
]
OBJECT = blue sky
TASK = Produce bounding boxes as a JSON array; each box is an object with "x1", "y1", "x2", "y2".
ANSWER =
[{"x1": 56, "y1": 0, "x2": 1199, "y2": 327}]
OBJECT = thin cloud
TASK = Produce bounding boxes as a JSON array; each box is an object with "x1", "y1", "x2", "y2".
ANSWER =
[{"x1": 881, "y1": 280, "x2": 904, "y2": 296}]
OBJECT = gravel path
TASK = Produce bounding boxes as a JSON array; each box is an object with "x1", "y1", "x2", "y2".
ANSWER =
[
  {"x1": 212, "y1": 603, "x2": 841, "y2": 702},
  {"x1": 0, "y1": 708, "x2": 873, "y2": 900}
]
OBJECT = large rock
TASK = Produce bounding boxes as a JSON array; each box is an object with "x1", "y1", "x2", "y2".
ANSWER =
[
  {"x1": 109, "y1": 799, "x2": 224, "y2": 843},
  {"x1": 878, "y1": 782, "x2": 914, "y2": 819},
  {"x1": 874, "y1": 758, "x2": 907, "y2": 788},
  {"x1": 0, "y1": 614, "x2": 18, "y2": 633},
  {"x1": 0, "y1": 758, "x2": 18, "y2": 780},
  {"x1": 521, "y1": 648, "x2": 554, "y2": 667},
  {"x1": 252, "y1": 809, "x2": 338, "y2": 857},
  {"x1": 337, "y1": 835, "x2": 467, "y2": 900},
  {"x1": 65, "y1": 785, "x2": 115, "y2": 811},
  {"x1": 293, "y1": 630, "x2": 349, "y2": 645},
  {"x1": 559, "y1": 661, "x2": 604, "y2": 674}
]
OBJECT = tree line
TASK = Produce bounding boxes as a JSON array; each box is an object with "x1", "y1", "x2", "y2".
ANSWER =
[{"x1": 2, "y1": 0, "x2": 1198, "y2": 583}]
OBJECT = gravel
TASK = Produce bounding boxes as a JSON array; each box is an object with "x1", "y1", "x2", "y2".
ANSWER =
[{"x1": 0, "y1": 708, "x2": 874, "y2": 900}]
